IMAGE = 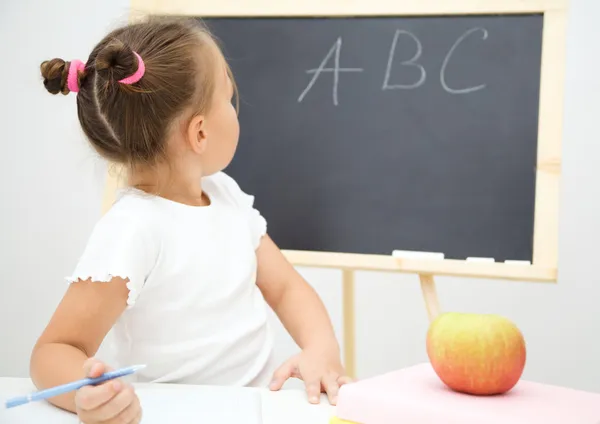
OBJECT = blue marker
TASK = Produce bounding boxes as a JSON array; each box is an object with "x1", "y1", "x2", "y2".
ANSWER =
[{"x1": 5, "y1": 364, "x2": 146, "y2": 409}]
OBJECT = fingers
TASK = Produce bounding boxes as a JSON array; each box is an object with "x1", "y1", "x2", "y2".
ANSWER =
[
  {"x1": 132, "y1": 408, "x2": 143, "y2": 424},
  {"x1": 320, "y1": 374, "x2": 353, "y2": 405},
  {"x1": 83, "y1": 358, "x2": 109, "y2": 379},
  {"x1": 304, "y1": 376, "x2": 322, "y2": 404},
  {"x1": 77, "y1": 384, "x2": 141, "y2": 424},
  {"x1": 77, "y1": 358, "x2": 140, "y2": 424},
  {"x1": 322, "y1": 372, "x2": 340, "y2": 405},
  {"x1": 83, "y1": 384, "x2": 135, "y2": 421},
  {"x1": 105, "y1": 390, "x2": 141, "y2": 424},
  {"x1": 95, "y1": 396, "x2": 141, "y2": 424},
  {"x1": 269, "y1": 358, "x2": 296, "y2": 391},
  {"x1": 75, "y1": 380, "x2": 122, "y2": 411},
  {"x1": 270, "y1": 354, "x2": 353, "y2": 406},
  {"x1": 274, "y1": 355, "x2": 322, "y2": 404},
  {"x1": 337, "y1": 375, "x2": 354, "y2": 386}
]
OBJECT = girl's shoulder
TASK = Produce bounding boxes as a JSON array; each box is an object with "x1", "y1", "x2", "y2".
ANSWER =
[
  {"x1": 102, "y1": 187, "x2": 161, "y2": 227},
  {"x1": 88, "y1": 187, "x2": 165, "y2": 251},
  {"x1": 203, "y1": 171, "x2": 257, "y2": 209},
  {"x1": 69, "y1": 189, "x2": 163, "y2": 307},
  {"x1": 203, "y1": 172, "x2": 267, "y2": 249}
]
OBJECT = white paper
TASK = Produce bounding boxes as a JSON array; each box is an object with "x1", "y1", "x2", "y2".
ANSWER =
[
  {"x1": 0, "y1": 382, "x2": 262, "y2": 424},
  {"x1": 136, "y1": 384, "x2": 262, "y2": 423}
]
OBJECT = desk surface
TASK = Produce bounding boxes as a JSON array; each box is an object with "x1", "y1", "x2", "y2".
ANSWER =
[{"x1": 0, "y1": 377, "x2": 335, "y2": 424}]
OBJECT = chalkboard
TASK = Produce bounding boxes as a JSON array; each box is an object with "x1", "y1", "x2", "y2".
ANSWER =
[{"x1": 203, "y1": 15, "x2": 544, "y2": 262}]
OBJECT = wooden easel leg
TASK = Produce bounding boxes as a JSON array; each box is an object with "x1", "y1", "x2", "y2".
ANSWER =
[
  {"x1": 419, "y1": 274, "x2": 441, "y2": 322},
  {"x1": 342, "y1": 270, "x2": 356, "y2": 379}
]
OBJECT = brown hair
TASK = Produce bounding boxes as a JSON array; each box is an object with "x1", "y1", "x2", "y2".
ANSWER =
[{"x1": 40, "y1": 17, "x2": 233, "y2": 168}]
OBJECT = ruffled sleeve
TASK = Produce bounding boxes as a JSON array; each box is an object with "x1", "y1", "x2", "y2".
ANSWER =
[
  {"x1": 212, "y1": 172, "x2": 267, "y2": 249},
  {"x1": 66, "y1": 211, "x2": 158, "y2": 308}
]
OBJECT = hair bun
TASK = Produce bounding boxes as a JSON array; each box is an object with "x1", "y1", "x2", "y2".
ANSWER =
[
  {"x1": 95, "y1": 39, "x2": 138, "y2": 83},
  {"x1": 40, "y1": 59, "x2": 71, "y2": 95}
]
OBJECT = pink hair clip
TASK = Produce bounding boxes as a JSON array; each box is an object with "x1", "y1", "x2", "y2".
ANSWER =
[
  {"x1": 67, "y1": 60, "x2": 86, "y2": 93},
  {"x1": 119, "y1": 52, "x2": 145, "y2": 85}
]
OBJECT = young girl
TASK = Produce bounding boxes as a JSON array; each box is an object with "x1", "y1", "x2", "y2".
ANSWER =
[{"x1": 32, "y1": 16, "x2": 350, "y2": 424}]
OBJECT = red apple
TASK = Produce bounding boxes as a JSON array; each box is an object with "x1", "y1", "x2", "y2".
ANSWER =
[{"x1": 426, "y1": 312, "x2": 526, "y2": 395}]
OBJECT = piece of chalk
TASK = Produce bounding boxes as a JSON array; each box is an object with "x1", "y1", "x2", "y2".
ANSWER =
[
  {"x1": 504, "y1": 260, "x2": 532, "y2": 265},
  {"x1": 392, "y1": 250, "x2": 445, "y2": 260},
  {"x1": 466, "y1": 257, "x2": 495, "y2": 263}
]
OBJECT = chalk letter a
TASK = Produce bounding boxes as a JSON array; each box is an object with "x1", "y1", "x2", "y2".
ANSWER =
[{"x1": 298, "y1": 37, "x2": 363, "y2": 106}]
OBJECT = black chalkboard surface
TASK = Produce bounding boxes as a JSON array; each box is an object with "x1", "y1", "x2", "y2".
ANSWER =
[{"x1": 203, "y1": 15, "x2": 543, "y2": 262}]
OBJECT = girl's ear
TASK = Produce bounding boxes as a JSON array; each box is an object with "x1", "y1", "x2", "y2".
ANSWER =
[{"x1": 186, "y1": 114, "x2": 208, "y2": 155}]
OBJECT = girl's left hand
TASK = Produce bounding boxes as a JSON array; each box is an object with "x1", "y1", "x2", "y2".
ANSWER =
[{"x1": 268, "y1": 347, "x2": 353, "y2": 405}]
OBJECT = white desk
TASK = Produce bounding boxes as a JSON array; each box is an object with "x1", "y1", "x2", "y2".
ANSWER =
[{"x1": 0, "y1": 377, "x2": 335, "y2": 423}]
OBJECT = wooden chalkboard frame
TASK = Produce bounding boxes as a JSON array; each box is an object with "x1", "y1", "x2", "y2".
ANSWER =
[
  {"x1": 101, "y1": 0, "x2": 567, "y2": 377},
  {"x1": 108, "y1": 0, "x2": 568, "y2": 283}
]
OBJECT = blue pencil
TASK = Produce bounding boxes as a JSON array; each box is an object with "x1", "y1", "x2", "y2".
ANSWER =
[{"x1": 4, "y1": 364, "x2": 146, "y2": 409}]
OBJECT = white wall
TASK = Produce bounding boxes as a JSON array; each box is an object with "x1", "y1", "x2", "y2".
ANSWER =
[{"x1": 1, "y1": 0, "x2": 599, "y2": 393}]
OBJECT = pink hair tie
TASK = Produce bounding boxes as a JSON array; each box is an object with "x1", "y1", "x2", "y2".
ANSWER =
[
  {"x1": 67, "y1": 60, "x2": 85, "y2": 93},
  {"x1": 119, "y1": 52, "x2": 145, "y2": 85}
]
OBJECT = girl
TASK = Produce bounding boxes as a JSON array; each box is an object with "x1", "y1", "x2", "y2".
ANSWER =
[{"x1": 32, "y1": 16, "x2": 350, "y2": 424}]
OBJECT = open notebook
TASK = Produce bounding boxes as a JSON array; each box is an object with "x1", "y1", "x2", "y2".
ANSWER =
[{"x1": 1, "y1": 382, "x2": 263, "y2": 424}]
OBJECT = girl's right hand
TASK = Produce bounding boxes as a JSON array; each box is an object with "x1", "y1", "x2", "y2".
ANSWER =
[{"x1": 75, "y1": 358, "x2": 142, "y2": 424}]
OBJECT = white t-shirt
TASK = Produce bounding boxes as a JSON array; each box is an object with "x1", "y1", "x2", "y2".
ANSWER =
[{"x1": 66, "y1": 172, "x2": 276, "y2": 387}]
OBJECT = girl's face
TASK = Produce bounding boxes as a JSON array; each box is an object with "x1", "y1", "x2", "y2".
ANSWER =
[{"x1": 197, "y1": 52, "x2": 240, "y2": 176}]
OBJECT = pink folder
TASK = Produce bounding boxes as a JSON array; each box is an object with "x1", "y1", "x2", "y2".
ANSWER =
[{"x1": 335, "y1": 363, "x2": 600, "y2": 424}]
